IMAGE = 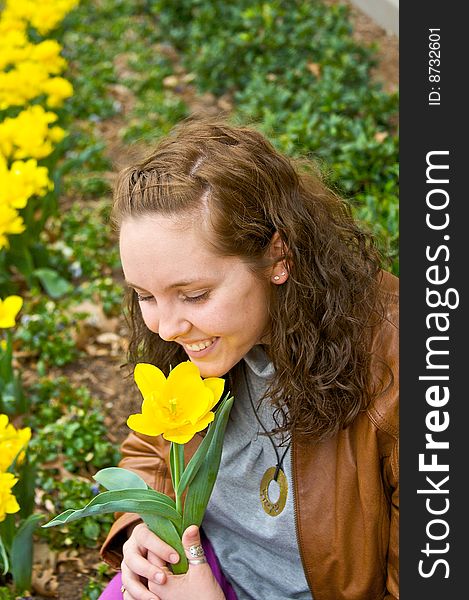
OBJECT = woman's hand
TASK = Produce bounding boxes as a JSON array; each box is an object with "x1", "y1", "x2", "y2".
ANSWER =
[
  {"x1": 148, "y1": 525, "x2": 226, "y2": 600},
  {"x1": 120, "y1": 523, "x2": 226, "y2": 600},
  {"x1": 120, "y1": 522, "x2": 180, "y2": 600}
]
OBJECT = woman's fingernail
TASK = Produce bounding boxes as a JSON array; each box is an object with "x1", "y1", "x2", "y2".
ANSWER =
[
  {"x1": 169, "y1": 553, "x2": 179, "y2": 563},
  {"x1": 154, "y1": 572, "x2": 164, "y2": 583}
]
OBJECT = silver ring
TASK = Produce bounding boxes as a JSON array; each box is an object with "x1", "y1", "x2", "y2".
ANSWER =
[
  {"x1": 188, "y1": 544, "x2": 205, "y2": 558},
  {"x1": 188, "y1": 557, "x2": 208, "y2": 565}
]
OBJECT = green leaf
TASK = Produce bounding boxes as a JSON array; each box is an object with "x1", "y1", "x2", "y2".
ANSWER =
[
  {"x1": 0, "y1": 535, "x2": 9, "y2": 576},
  {"x1": 15, "y1": 457, "x2": 37, "y2": 520},
  {"x1": 178, "y1": 393, "x2": 231, "y2": 495},
  {"x1": 183, "y1": 395, "x2": 234, "y2": 529},
  {"x1": 42, "y1": 489, "x2": 180, "y2": 529},
  {"x1": 10, "y1": 514, "x2": 44, "y2": 593},
  {"x1": 33, "y1": 268, "x2": 73, "y2": 299},
  {"x1": 169, "y1": 442, "x2": 177, "y2": 492},
  {"x1": 83, "y1": 519, "x2": 101, "y2": 540},
  {"x1": 0, "y1": 514, "x2": 15, "y2": 550},
  {"x1": 143, "y1": 514, "x2": 188, "y2": 574},
  {"x1": 93, "y1": 467, "x2": 149, "y2": 491}
]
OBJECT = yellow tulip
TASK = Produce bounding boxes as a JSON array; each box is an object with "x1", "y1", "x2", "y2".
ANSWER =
[
  {"x1": 0, "y1": 472, "x2": 20, "y2": 523},
  {"x1": 127, "y1": 361, "x2": 225, "y2": 444},
  {"x1": 0, "y1": 295, "x2": 23, "y2": 328},
  {"x1": 0, "y1": 205, "x2": 25, "y2": 249},
  {"x1": 0, "y1": 414, "x2": 31, "y2": 471}
]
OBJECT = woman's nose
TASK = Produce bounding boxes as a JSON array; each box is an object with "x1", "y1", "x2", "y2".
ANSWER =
[{"x1": 157, "y1": 307, "x2": 191, "y2": 342}]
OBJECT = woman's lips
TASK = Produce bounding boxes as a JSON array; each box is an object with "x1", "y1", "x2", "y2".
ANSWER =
[{"x1": 182, "y1": 337, "x2": 219, "y2": 357}]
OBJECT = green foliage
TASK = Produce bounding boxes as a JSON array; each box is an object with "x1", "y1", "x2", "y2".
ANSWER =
[
  {"x1": 121, "y1": 88, "x2": 189, "y2": 144},
  {"x1": 38, "y1": 479, "x2": 115, "y2": 550},
  {"x1": 13, "y1": 297, "x2": 86, "y2": 369},
  {"x1": 78, "y1": 277, "x2": 124, "y2": 318},
  {"x1": 81, "y1": 562, "x2": 115, "y2": 600},
  {"x1": 148, "y1": 0, "x2": 399, "y2": 272},
  {"x1": 0, "y1": 586, "x2": 15, "y2": 599},
  {"x1": 24, "y1": 377, "x2": 120, "y2": 549},
  {"x1": 27, "y1": 377, "x2": 120, "y2": 474},
  {"x1": 30, "y1": 408, "x2": 119, "y2": 474},
  {"x1": 47, "y1": 201, "x2": 121, "y2": 280}
]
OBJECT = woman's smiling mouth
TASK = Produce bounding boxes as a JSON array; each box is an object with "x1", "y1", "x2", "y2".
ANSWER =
[{"x1": 182, "y1": 337, "x2": 218, "y2": 355}]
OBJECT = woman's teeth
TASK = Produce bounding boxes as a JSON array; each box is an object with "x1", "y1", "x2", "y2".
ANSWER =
[{"x1": 186, "y1": 337, "x2": 217, "y2": 352}]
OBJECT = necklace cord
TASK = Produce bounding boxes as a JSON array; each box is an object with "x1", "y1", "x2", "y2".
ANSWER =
[{"x1": 242, "y1": 362, "x2": 291, "y2": 482}]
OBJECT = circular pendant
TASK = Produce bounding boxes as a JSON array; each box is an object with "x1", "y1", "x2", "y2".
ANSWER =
[{"x1": 260, "y1": 466, "x2": 288, "y2": 516}]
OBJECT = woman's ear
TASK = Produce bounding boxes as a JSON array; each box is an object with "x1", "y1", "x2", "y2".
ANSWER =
[{"x1": 268, "y1": 232, "x2": 290, "y2": 285}]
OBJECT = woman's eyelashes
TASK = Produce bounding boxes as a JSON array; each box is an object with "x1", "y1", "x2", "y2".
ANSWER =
[
  {"x1": 135, "y1": 291, "x2": 210, "y2": 303},
  {"x1": 181, "y1": 291, "x2": 210, "y2": 303}
]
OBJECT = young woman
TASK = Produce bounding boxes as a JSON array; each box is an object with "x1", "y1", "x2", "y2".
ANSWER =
[{"x1": 99, "y1": 118, "x2": 399, "y2": 600}]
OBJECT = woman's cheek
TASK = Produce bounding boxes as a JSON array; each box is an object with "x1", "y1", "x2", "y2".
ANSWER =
[{"x1": 140, "y1": 304, "x2": 159, "y2": 334}]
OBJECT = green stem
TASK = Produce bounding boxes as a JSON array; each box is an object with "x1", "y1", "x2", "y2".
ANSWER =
[
  {"x1": 0, "y1": 331, "x2": 13, "y2": 381},
  {"x1": 172, "y1": 443, "x2": 185, "y2": 516}
]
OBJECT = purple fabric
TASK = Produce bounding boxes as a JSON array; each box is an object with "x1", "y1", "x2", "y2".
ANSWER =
[
  {"x1": 98, "y1": 532, "x2": 238, "y2": 600},
  {"x1": 98, "y1": 570, "x2": 123, "y2": 599},
  {"x1": 200, "y1": 529, "x2": 238, "y2": 600}
]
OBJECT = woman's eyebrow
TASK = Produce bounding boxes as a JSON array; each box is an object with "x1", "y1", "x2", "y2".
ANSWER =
[{"x1": 124, "y1": 279, "x2": 202, "y2": 291}]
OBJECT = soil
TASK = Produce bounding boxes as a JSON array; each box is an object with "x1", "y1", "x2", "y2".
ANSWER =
[{"x1": 27, "y1": 3, "x2": 398, "y2": 598}]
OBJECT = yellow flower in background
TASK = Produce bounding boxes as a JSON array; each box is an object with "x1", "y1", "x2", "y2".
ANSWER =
[
  {"x1": 0, "y1": 295, "x2": 23, "y2": 329},
  {"x1": 42, "y1": 76, "x2": 74, "y2": 108},
  {"x1": 0, "y1": 105, "x2": 65, "y2": 160},
  {"x1": 0, "y1": 61, "x2": 50, "y2": 110},
  {"x1": 28, "y1": 39, "x2": 67, "y2": 74},
  {"x1": 0, "y1": 472, "x2": 20, "y2": 523},
  {"x1": 0, "y1": 2, "x2": 76, "y2": 109},
  {"x1": 0, "y1": 36, "x2": 66, "y2": 76},
  {"x1": 0, "y1": 156, "x2": 53, "y2": 209},
  {"x1": 0, "y1": 0, "x2": 79, "y2": 36},
  {"x1": 0, "y1": 13, "x2": 26, "y2": 37},
  {"x1": 0, "y1": 43, "x2": 69, "y2": 110},
  {"x1": 128, "y1": 361, "x2": 225, "y2": 444},
  {"x1": 0, "y1": 414, "x2": 31, "y2": 471},
  {"x1": 0, "y1": 205, "x2": 25, "y2": 249},
  {"x1": 0, "y1": 29, "x2": 30, "y2": 70}
]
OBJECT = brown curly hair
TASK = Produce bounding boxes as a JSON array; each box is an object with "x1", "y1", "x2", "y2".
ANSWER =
[{"x1": 112, "y1": 117, "x2": 389, "y2": 441}]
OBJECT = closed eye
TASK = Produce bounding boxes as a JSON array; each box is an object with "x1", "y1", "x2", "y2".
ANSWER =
[
  {"x1": 182, "y1": 291, "x2": 210, "y2": 303},
  {"x1": 136, "y1": 292, "x2": 153, "y2": 302}
]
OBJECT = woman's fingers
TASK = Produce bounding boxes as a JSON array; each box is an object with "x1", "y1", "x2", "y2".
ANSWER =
[
  {"x1": 123, "y1": 549, "x2": 167, "y2": 584},
  {"x1": 120, "y1": 561, "x2": 161, "y2": 600},
  {"x1": 182, "y1": 525, "x2": 209, "y2": 569},
  {"x1": 132, "y1": 523, "x2": 180, "y2": 565},
  {"x1": 121, "y1": 523, "x2": 180, "y2": 595}
]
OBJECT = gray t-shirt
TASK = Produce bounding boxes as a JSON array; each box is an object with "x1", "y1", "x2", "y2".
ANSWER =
[{"x1": 202, "y1": 345, "x2": 312, "y2": 600}]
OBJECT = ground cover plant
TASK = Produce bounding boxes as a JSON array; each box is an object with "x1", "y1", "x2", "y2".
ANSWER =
[{"x1": 0, "y1": 0, "x2": 398, "y2": 597}]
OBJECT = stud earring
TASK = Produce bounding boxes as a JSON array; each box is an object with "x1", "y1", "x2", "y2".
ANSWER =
[
  {"x1": 273, "y1": 271, "x2": 286, "y2": 282},
  {"x1": 273, "y1": 275, "x2": 280, "y2": 281}
]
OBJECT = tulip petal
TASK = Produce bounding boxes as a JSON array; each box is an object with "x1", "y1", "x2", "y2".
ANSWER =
[
  {"x1": 127, "y1": 413, "x2": 164, "y2": 436},
  {"x1": 163, "y1": 410, "x2": 215, "y2": 444},
  {"x1": 4, "y1": 295, "x2": 23, "y2": 315},
  {"x1": 0, "y1": 295, "x2": 23, "y2": 328},
  {"x1": 131, "y1": 360, "x2": 225, "y2": 444},
  {"x1": 167, "y1": 362, "x2": 208, "y2": 417},
  {"x1": 168, "y1": 360, "x2": 201, "y2": 380},
  {"x1": 203, "y1": 378, "x2": 225, "y2": 409},
  {"x1": 134, "y1": 363, "x2": 166, "y2": 400},
  {"x1": 193, "y1": 410, "x2": 216, "y2": 433}
]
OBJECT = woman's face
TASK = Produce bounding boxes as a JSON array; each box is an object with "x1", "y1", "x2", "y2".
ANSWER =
[{"x1": 119, "y1": 214, "x2": 272, "y2": 377}]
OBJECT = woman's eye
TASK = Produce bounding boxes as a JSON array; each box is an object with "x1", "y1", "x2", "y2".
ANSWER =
[
  {"x1": 183, "y1": 291, "x2": 209, "y2": 303},
  {"x1": 136, "y1": 293, "x2": 153, "y2": 302}
]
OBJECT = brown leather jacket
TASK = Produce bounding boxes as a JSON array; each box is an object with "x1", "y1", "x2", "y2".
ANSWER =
[{"x1": 100, "y1": 270, "x2": 399, "y2": 600}]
